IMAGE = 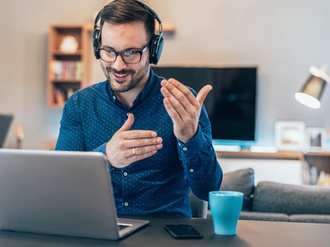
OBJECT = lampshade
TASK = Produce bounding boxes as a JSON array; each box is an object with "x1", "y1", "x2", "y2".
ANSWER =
[{"x1": 295, "y1": 65, "x2": 330, "y2": 109}]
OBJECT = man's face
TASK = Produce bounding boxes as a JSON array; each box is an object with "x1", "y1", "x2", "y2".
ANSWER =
[{"x1": 100, "y1": 21, "x2": 151, "y2": 93}]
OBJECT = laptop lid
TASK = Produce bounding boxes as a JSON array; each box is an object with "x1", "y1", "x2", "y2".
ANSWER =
[
  {"x1": 0, "y1": 114, "x2": 13, "y2": 148},
  {"x1": 0, "y1": 149, "x2": 149, "y2": 240}
]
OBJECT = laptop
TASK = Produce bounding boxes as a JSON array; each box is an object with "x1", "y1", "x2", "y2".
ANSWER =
[
  {"x1": 0, "y1": 114, "x2": 13, "y2": 148},
  {"x1": 0, "y1": 149, "x2": 149, "y2": 240}
]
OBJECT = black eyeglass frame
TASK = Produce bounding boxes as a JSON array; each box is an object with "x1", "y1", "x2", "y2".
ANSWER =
[{"x1": 98, "y1": 43, "x2": 150, "y2": 64}]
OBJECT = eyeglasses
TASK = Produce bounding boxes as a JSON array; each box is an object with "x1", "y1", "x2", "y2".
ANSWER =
[{"x1": 98, "y1": 43, "x2": 150, "y2": 64}]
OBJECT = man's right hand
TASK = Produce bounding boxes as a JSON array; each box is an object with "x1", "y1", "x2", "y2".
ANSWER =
[{"x1": 105, "y1": 113, "x2": 163, "y2": 168}]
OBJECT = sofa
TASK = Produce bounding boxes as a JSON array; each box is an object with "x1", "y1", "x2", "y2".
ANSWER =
[{"x1": 192, "y1": 168, "x2": 330, "y2": 223}]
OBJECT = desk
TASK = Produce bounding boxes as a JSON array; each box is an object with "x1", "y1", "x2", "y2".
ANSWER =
[{"x1": 0, "y1": 217, "x2": 329, "y2": 247}]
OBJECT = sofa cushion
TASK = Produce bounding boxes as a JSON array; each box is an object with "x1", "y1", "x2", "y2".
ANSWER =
[
  {"x1": 220, "y1": 168, "x2": 255, "y2": 210},
  {"x1": 253, "y1": 181, "x2": 330, "y2": 215},
  {"x1": 240, "y1": 211, "x2": 289, "y2": 222}
]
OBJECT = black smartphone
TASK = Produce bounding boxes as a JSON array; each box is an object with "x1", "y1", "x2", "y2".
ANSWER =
[{"x1": 164, "y1": 224, "x2": 203, "y2": 239}]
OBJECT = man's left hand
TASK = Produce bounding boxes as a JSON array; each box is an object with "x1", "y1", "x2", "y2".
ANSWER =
[{"x1": 160, "y1": 78, "x2": 212, "y2": 143}]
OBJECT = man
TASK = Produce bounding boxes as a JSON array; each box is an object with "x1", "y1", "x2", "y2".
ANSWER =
[{"x1": 55, "y1": 0, "x2": 222, "y2": 217}]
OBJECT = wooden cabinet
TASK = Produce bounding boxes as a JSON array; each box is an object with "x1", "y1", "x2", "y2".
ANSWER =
[
  {"x1": 305, "y1": 151, "x2": 330, "y2": 174},
  {"x1": 47, "y1": 25, "x2": 89, "y2": 107},
  {"x1": 216, "y1": 150, "x2": 304, "y2": 161},
  {"x1": 216, "y1": 150, "x2": 330, "y2": 185},
  {"x1": 216, "y1": 150, "x2": 305, "y2": 185}
]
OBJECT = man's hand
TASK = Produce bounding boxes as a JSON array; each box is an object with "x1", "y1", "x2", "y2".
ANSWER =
[
  {"x1": 106, "y1": 113, "x2": 163, "y2": 168},
  {"x1": 160, "y1": 78, "x2": 212, "y2": 143}
]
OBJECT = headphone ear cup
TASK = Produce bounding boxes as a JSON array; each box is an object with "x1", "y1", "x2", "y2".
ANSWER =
[
  {"x1": 149, "y1": 33, "x2": 164, "y2": 65},
  {"x1": 92, "y1": 28, "x2": 101, "y2": 59}
]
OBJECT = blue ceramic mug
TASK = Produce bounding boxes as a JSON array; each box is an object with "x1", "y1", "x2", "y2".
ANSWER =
[{"x1": 209, "y1": 191, "x2": 243, "y2": 235}]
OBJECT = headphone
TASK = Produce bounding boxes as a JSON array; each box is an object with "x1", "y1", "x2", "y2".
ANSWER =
[{"x1": 92, "y1": 0, "x2": 164, "y2": 65}]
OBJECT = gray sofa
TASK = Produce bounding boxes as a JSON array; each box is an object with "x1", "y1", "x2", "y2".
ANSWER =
[{"x1": 192, "y1": 168, "x2": 330, "y2": 223}]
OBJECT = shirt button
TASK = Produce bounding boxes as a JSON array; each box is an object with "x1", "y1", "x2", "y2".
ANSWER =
[
  {"x1": 124, "y1": 202, "x2": 129, "y2": 207},
  {"x1": 123, "y1": 172, "x2": 128, "y2": 177},
  {"x1": 183, "y1": 147, "x2": 188, "y2": 151},
  {"x1": 189, "y1": 168, "x2": 194, "y2": 173}
]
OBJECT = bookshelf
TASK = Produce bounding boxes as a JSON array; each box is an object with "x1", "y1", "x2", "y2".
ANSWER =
[{"x1": 47, "y1": 25, "x2": 89, "y2": 108}]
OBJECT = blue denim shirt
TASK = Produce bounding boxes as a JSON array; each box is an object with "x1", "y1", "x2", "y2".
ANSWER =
[{"x1": 55, "y1": 69, "x2": 222, "y2": 217}]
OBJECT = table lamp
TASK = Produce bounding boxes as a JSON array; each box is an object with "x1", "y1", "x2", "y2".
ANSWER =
[{"x1": 295, "y1": 65, "x2": 330, "y2": 109}]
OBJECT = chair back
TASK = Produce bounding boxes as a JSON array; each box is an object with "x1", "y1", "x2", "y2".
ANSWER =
[{"x1": 189, "y1": 192, "x2": 208, "y2": 218}]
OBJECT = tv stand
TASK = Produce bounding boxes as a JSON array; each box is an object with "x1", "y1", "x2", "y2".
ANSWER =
[{"x1": 216, "y1": 150, "x2": 330, "y2": 185}]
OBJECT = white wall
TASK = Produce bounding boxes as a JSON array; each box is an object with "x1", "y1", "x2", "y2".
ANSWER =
[
  {"x1": 148, "y1": 0, "x2": 330, "y2": 146},
  {"x1": 0, "y1": 0, "x2": 104, "y2": 149},
  {"x1": 1, "y1": 0, "x2": 330, "y2": 149}
]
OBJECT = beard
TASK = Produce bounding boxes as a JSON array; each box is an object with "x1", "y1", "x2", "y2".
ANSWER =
[{"x1": 101, "y1": 60, "x2": 149, "y2": 93}]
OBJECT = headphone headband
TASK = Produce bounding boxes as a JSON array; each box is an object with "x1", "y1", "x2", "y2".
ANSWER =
[
  {"x1": 92, "y1": 0, "x2": 164, "y2": 65},
  {"x1": 134, "y1": 0, "x2": 162, "y2": 25}
]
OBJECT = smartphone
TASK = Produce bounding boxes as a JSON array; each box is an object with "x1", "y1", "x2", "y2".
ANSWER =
[{"x1": 164, "y1": 224, "x2": 203, "y2": 239}]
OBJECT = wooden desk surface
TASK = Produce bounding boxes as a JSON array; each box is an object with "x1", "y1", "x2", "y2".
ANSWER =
[{"x1": 0, "y1": 217, "x2": 329, "y2": 247}]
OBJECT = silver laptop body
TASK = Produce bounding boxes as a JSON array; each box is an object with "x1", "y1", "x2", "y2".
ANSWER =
[{"x1": 0, "y1": 149, "x2": 149, "y2": 240}]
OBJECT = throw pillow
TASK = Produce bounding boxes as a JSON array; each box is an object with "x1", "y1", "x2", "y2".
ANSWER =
[{"x1": 220, "y1": 168, "x2": 255, "y2": 211}]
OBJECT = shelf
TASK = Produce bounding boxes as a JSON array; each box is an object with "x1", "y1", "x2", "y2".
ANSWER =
[
  {"x1": 305, "y1": 151, "x2": 330, "y2": 157},
  {"x1": 47, "y1": 25, "x2": 89, "y2": 108},
  {"x1": 216, "y1": 149, "x2": 330, "y2": 174},
  {"x1": 216, "y1": 150, "x2": 304, "y2": 161},
  {"x1": 156, "y1": 22, "x2": 175, "y2": 34},
  {"x1": 52, "y1": 50, "x2": 83, "y2": 56}
]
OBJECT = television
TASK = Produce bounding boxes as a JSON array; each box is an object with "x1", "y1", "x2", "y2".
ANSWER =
[{"x1": 152, "y1": 66, "x2": 257, "y2": 146}]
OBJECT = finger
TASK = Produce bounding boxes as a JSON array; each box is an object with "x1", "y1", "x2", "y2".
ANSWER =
[
  {"x1": 126, "y1": 149, "x2": 159, "y2": 163},
  {"x1": 118, "y1": 113, "x2": 134, "y2": 132},
  {"x1": 118, "y1": 114, "x2": 158, "y2": 140},
  {"x1": 169, "y1": 78, "x2": 195, "y2": 104},
  {"x1": 196, "y1": 85, "x2": 212, "y2": 105},
  {"x1": 160, "y1": 79, "x2": 188, "y2": 116},
  {"x1": 129, "y1": 142, "x2": 163, "y2": 156},
  {"x1": 163, "y1": 96, "x2": 184, "y2": 124},
  {"x1": 162, "y1": 78, "x2": 199, "y2": 107},
  {"x1": 125, "y1": 136, "x2": 163, "y2": 150},
  {"x1": 161, "y1": 79, "x2": 196, "y2": 119},
  {"x1": 123, "y1": 130, "x2": 159, "y2": 140}
]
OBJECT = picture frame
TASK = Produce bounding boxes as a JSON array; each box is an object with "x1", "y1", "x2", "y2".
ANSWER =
[
  {"x1": 305, "y1": 127, "x2": 326, "y2": 151},
  {"x1": 274, "y1": 121, "x2": 306, "y2": 151},
  {"x1": 326, "y1": 127, "x2": 330, "y2": 151}
]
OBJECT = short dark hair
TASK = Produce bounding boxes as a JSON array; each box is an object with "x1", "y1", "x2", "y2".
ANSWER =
[{"x1": 100, "y1": 0, "x2": 155, "y2": 41}]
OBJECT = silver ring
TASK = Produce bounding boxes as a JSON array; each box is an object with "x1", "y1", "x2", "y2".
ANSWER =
[{"x1": 132, "y1": 147, "x2": 136, "y2": 155}]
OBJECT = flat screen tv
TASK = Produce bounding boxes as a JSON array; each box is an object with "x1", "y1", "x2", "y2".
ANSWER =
[{"x1": 152, "y1": 66, "x2": 257, "y2": 146}]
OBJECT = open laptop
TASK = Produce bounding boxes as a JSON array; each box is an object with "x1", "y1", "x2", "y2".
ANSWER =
[
  {"x1": 0, "y1": 149, "x2": 149, "y2": 240},
  {"x1": 0, "y1": 114, "x2": 13, "y2": 148}
]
